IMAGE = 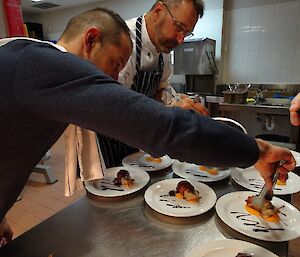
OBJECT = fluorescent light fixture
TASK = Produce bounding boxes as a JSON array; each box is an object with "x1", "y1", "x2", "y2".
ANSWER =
[{"x1": 31, "y1": 0, "x2": 43, "y2": 2}]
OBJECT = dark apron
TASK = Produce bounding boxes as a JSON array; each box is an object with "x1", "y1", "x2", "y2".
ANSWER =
[{"x1": 97, "y1": 16, "x2": 164, "y2": 168}]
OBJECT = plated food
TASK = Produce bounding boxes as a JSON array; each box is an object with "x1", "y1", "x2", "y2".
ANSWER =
[
  {"x1": 122, "y1": 151, "x2": 174, "y2": 171},
  {"x1": 144, "y1": 155, "x2": 162, "y2": 163},
  {"x1": 144, "y1": 178, "x2": 216, "y2": 217},
  {"x1": 186, "y1": 239, "x2": 279, "y2": 257},
  {"x1": 245, "y1": 195, "x2": 280, "y2": 223},
  {"x1": 216, "y1": 191, "x2": 300, "y2": 241},
  {"x1": 231, "y1": 166, "x2": 300, "y2": 195},
  {"x1": 85, "y1": 166, "x2": 150, "y2": 197},
  {"x1": 172, "y1": 160, "x2": 231, "y2": 182},
  {"x1": 169, "y1": 180, "x2": 200, "y2": 203},
  {"x1": 113, "y1": 169, "x2": 135, "y2": 189}
]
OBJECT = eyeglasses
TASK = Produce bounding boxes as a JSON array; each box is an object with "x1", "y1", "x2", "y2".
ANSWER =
[{"x1": 161, "y1": 2, "x2": 194, "y2": 38}]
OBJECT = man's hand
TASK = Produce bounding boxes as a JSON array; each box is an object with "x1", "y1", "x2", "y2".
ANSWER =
[
  {"x1": 171, "y1": 94, "x2": 209, "y2": 116},
  {"x1": 290, "y1": 93, "x2": 300, "y2": 126},
  {"x1": 0, "y1": 218, "x2": 13, "y2": 247},
  {"x1": 254, "y1": 139, "x2": 295, "y2": 189}
]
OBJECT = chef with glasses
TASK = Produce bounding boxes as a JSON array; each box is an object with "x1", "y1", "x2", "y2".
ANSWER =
[{"x1": 97, "y1": 0, "x2": 209, "y2": 168}]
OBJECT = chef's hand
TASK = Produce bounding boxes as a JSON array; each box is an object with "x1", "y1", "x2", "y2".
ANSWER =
[
  {"x1": 290, "y1": 93, "x2": 300, "y2": 126},
  {"x1": 0, "y1": 217, "x2": 13, "y2": 247},
  {"x1": 254, "y1": 139, "x2": 295, "y2": 189},
  {"x1": 171, "y1": 94, "x2": 209, "y2": 116}
]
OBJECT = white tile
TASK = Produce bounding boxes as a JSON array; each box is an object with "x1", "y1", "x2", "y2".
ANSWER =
[{"x1": 292, "y1": 69, "x2": 300, "y2": 83}]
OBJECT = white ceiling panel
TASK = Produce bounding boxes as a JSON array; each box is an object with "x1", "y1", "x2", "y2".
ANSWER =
[{"x1": 21, "y1": 0, "x2": 104, "y2": 14}]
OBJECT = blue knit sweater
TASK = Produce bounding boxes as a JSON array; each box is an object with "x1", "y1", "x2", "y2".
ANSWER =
[{"x1": 0, "y1": 40, "x2": 259, "y2": 221}]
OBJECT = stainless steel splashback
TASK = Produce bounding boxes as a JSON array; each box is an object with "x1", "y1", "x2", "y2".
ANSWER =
[{"x1": 174, "y1": 38, "x2": 216, "y2": 75}]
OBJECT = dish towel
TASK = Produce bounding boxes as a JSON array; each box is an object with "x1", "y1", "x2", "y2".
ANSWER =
[{"x1": 64, "y1": 125, "x2": 106, "y2": 196}]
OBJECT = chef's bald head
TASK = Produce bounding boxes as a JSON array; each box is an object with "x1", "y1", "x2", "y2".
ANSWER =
[{"x1": 60, "y1": 8, "x2": 131, "y2": 46}]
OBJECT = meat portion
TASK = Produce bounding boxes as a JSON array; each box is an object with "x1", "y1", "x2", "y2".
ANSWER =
[
  {"x1": 174, "y1": 180, "x2": 200, "y2": 203},
  {"x1": 113, "y1": 169, "x2": 134, "y2": 188},
  {"x1": 245, "y1": 195, "x2": 278, "y2": 219}
]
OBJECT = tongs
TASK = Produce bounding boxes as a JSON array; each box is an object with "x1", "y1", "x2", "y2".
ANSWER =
[{"x1": 251, "y1": 160, "x2": 285, "y2": 211}]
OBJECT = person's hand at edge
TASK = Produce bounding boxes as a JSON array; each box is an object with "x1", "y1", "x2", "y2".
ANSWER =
[
  {"x1": 254, "y1": 138, "x2": 295, "y2": 189},
  {"x1": 289, "y1": 92, "x2": 300, "y2": 126},
  {"x1": 0, "y1": 217, "x2": 13, "y2": 247}
]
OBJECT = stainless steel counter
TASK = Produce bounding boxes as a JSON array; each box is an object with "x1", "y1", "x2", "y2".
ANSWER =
[{"x1": 0, "y1": 170, "x2": 293, "y2": 257}]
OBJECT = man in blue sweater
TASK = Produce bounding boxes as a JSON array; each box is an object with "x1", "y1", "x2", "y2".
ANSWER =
[{"x1": 0, "y1": 8, "x2": 295, "y2": 246}]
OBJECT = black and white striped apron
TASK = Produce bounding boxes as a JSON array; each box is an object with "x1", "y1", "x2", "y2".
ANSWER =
[{"x1": 97, "y1": 16, "x2": 164, "y2": 168}]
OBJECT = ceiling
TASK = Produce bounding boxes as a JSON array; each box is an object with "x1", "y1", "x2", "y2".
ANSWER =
[{"x1": 21, "y1": 0, "x2": 104, "y2": 14}]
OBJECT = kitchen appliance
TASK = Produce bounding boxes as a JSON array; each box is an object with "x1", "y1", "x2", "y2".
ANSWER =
[
  {"x1": 218, "y1": 103, "x2": 299, "y2": 150},
  {"x1": 173, "y1": 38, "x2": 217, "y2": 95}
]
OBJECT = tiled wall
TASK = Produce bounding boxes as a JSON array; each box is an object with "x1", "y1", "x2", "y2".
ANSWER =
[
  {"x1": 171, "y1": 8, "x2": 224, "y2": 85},
  {"x1": 223, "y1": 0, "x2": 300, "y2": 84}
]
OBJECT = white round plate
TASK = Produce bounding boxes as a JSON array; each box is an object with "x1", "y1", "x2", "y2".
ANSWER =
[
  {"x1": 216, "y1": 191, "x2": 300, "y2": 242},
  {"x1": 144, "y1": 178, "x2": 217, "y2": 217},
  {"x1": 172, "y1": 160, "x2": 231, "y2": 182},
  {"x1": 122, "y1": 152, "x2": 174, "y2": 171},
  {"x1": 231, "y1": 167, "x2": 300, "y2": 195},
  {"x1": 85, "y1": 166, "x2": 150, "y2": 197},
  {"x1": 186, "y1": 239, "x2": 278, "y2": 257},
  {"x1": 291, "y1": 150, "x2": 300, "y2": 167}
]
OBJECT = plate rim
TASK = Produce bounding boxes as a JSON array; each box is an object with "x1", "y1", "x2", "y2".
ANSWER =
[
  {"x1": 85, "y1": 166, "x2": 150, "y2": 197},
  {"x1": 144, "y1": 178, "x2": 217, "y2": 217},
  {"x1": 172, "y1": 160, "x2": 231, "y2": 182},
  {"x1": 231, "y1": 167, "x2": 300, "y2": 195},
  {"x1": 186, "y1": 239, "x2": 279, "y2": 257},
  {"x1": 215, "y1": 191, "x2": 300, "y2": 242},
  {"x1": 122, "y1": 152, "x2": 174, "y2": 171},
  {"x1": 291, "y1": 150, "x2": 300, "y2": 167}
]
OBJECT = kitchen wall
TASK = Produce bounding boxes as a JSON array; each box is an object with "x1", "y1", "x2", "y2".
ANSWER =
[
  {"x1": 223, "y1": 0, "x2": 300, "y2": 84},
  {"x1": 22, "y1": 0, "x2": 300, "y2": 85},
  {"x1": 23, "y1": 0, "x2": 153, "y2": 41},
  {"x1": 0, "y1": 1, "x2": 8, "y2": 38},
  {"x1": 24, "y1": 0, "x2": 225, "y2": 85}
]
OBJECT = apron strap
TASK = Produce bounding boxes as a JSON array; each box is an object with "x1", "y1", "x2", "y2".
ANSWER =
[{"x1": 135, "y1": 16, "x2": 143, "y2": 72}]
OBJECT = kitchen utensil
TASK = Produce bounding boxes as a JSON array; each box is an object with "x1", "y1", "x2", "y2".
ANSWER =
[{"x1": 251, "y1": 160, "x2": 285, "y2": 210}]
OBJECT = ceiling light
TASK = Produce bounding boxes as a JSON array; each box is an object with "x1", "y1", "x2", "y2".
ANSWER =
[{"x1": 31, "y1": 0, "x2": 43, "y2": 2}]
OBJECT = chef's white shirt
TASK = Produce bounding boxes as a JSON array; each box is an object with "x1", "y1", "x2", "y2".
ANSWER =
[{"x1": 118, "y1": 14, "x2": 172, "y2": 90}]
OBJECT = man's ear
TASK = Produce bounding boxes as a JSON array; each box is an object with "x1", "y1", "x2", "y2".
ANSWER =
[
  {"x1": 152, "y1": 1, "x2": 164, "y2": 21},
  {"x1": 84, "y1": 27, "x2": 101, "y2": 56}
]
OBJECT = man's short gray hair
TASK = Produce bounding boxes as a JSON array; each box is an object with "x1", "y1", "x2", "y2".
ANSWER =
[
  {"x1": 151, "y1": 0, "x2": 204, "y2": 18},
  {"x1": 60, "y1": 8, "x2": 131, "y2": 46}
]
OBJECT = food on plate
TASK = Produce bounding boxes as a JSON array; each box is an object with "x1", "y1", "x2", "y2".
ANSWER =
[
  {"x1": 276, "y1": 179, "x2": 286, "y2": 186},
  {"x1": 199, "y1": 165, "x2": 218, "y2": 175},
  {"x1": 169, "y1": 180, "x2": 200, "y2": 203},
  {"x1": 245, "y1": 195, "x2": 280, "y2": 223},
  {"x1": 113, "y1": 169, "x2": 134, "y2": 188},
  {"x1": 145, "y1": 155, "x2": 162, "y2": 163}
]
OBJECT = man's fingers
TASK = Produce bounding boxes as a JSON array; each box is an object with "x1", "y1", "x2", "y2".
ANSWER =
[
  {"x1": 0, "y1": 237, "x2": 7, "y2": 247},
  {"x1": 263, "y1": 176, "x2": 273, "y2": 190}
]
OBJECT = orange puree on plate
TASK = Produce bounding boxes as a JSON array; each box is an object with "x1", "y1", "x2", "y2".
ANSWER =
[
  {"x1": 145, "y1": 156, "x2": 162, "y2": 163},
  {"x1": 244, "y1": 204, "x2": 280, "y2": 223},
  {"x1": 199, "y1": 165, "x2": 218, "y2": 175},
  {"x1": 276, "y1": 179, "x2": 286, "y2": 186}
]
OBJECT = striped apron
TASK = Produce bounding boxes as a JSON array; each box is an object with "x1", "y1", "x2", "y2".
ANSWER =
[{"x1": 97, "y1": 16, "x2": 164, "y2": 168}]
